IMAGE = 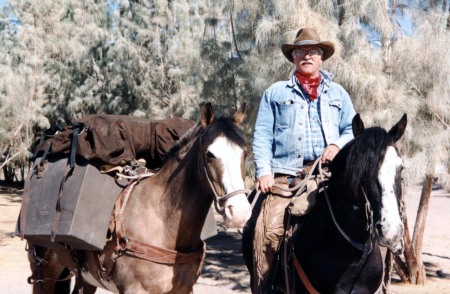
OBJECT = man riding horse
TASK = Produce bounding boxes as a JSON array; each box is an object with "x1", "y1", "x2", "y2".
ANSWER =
[{"x1": 251, "y1": 27, "x2": 356, "y2": 293}]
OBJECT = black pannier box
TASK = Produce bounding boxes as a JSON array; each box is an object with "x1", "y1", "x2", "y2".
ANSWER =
[{"x1": 17, "y1": 156, "x2": 123, "y2": 250}]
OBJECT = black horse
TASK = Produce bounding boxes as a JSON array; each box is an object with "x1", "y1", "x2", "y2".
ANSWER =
[{"x1": 243, "y1": 113, "x2": 407, "y2": 294}]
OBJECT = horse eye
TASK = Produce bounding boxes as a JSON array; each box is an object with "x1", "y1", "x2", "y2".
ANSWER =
[{"x1": 206, "y1": 151, "x2": 216, "y2": 159}]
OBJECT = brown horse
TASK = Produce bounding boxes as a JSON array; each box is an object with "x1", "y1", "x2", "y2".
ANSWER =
[{"x1": 27, "y1": 103, "x2": 252, "y2": 293}]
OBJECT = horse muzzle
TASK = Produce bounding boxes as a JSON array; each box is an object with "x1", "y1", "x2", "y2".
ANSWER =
[
  {"x1": 223, "y1": 194, "x2": 252, "y2": 228},
  {"x1": 376, "y1": 221, "x2": 404, "y2": 255}
]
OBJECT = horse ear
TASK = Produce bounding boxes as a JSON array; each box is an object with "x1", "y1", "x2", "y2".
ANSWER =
[
  {"x1": 233, "y1": 103, "x2": 246, "y2": 127},
  {"x1": 200, "y1": 102, "x2": 215, "y2": 127},
  {"x1": 352, "y1": 113, "x2": 365, "y2": 137},
  {"x1": 388, "y1": 113, "x2": 407, "y2": 143}
]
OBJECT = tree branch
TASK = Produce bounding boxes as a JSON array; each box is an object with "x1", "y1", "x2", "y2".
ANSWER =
[{"x1": 0, "y1": 149, "x2": 27, "y2": 170}]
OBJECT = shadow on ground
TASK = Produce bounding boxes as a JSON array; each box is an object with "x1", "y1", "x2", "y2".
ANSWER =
[{"x1": 201, "y1": 230, "x2": 250, "y2": 292}]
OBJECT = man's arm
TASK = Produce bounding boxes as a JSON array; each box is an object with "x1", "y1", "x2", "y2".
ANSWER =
[
  {"x1": 333, "y1": 87, "x2": 356, "y2": 149},
  {"x1": 253, "y1": 89, "x2": 275, "y2": 192},
  {"x1": 322, "y1": 87, "x2": 356, "y2": 162}
]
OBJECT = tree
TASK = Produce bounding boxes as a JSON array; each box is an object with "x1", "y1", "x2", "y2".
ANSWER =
[
  {"x1": 0, "y1": 0, "x2": 214, "y2": 180},
  {"x1": 385, "y1": 1, "x2": 450, "y2": 286},
  {"x1": 0, "y1": 3, "x2": 448, "y2": 290}
]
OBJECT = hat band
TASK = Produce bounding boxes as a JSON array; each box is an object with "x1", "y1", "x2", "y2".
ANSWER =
[{"x1": 294, "y1": 40, "x2": 320, "y2": 46}]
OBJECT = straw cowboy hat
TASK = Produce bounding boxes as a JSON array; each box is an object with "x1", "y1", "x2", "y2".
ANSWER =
[{"x1": 281, "y1": 27, "x2": 335, "y2": 62}]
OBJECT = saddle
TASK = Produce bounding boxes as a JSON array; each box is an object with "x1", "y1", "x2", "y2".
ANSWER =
[{"x1": 287, "y1": 161, "x2": 328, "y2": 217}]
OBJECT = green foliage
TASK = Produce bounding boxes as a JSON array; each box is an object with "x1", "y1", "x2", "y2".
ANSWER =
[{"x1": 0, "y1": 0, "x2": 448, "y2": 186}]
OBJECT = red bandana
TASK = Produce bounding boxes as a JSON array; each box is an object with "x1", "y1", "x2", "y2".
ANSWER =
[{"x1": 295, "y1": 72, "x2": 321, "y2": 101}]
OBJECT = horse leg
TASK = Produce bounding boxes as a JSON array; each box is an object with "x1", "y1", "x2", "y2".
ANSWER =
[
  {"x1": 242, "y1": 212, "x2": 256, "y2": 284},
  {"x1": 71, "y1": 282, "x2": 97, "y2": 294},
  {"x1": 28, "y1": 244, "x2": 70, "y2": 294}
]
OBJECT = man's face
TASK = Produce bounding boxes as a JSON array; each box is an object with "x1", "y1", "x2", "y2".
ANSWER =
[{"x1": 292, "y1": 46, "x2": 323, "y2": 78}]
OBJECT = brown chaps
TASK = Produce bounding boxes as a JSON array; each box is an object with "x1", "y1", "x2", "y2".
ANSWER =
[
  {"x1": 252, "y1": 176, "x2": 291, "y2": 293},
  {"x1": 252, "y1": 175, "x2": 319, "y2": 293}
]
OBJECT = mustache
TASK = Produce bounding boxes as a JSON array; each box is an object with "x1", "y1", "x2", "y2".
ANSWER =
[{"x1": 300, "y1": 60, "x2": 314, "y2": 65}]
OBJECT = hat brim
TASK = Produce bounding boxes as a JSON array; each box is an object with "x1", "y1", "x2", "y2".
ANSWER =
[{"x1": 281, "y1": 41, "x2": 335, "y2": 63}]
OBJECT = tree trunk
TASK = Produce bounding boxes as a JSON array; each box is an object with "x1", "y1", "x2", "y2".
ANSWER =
[
  {"x1": 411, "y1": 175, "x2": 433, "y2": 284},
  {"x1": 395, "y1": 213, "x2": 419, "y2": 283},
  {"x1": 446, "y1": 0, "x2": 450, "y2": 30},
  {"x1": 229, "y1": 0, "x2": 242, "y2": 60},
  {"x1": 337, "y1": 0, "x2": 346, "y2": 26},
  {"x1": 393, "y1": 174, "x2": 434, "y2": 285},
  {"x1": 383, "y1": 250, "x2": 393, "y2": 293},
  {"x1": 2, "y1": 165, "x2": 14, "y2": 184},
  {"x1": 381, "y1": 0, "x2": 392, "y2": 74}
]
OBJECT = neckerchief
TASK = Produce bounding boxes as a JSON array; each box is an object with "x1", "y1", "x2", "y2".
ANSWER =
[{"x1": 295, "y1": 72, "x2": 321, "y2": 101}]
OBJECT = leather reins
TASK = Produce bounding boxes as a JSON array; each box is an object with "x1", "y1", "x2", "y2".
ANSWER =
[
  {"x1": 284, "y1": 162, "x2": 375, "y2": 294},
  {"x1": 257, "y1": 158, "x2": 376, "y2": 294}
]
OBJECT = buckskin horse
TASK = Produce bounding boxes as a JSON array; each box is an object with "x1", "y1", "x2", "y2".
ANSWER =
[
  {"x1": 27, "y1": 103, "x2": 252, "y2": 293},
  {"x1": 243, "y1": 113, "x2": 407, "y2": 293}
]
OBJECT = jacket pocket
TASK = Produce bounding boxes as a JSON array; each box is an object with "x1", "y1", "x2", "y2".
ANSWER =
[
  {"x1": 328, "y1": 99, "x2": 341, "y2": 125},
  {"x1": 275, "y1": 100, "x2": 295, "y2": 128}
]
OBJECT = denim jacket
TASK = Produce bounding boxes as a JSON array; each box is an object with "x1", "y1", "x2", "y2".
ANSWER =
[{"x1": 253, "y1": 70, "x2": 356, "y2": 179}]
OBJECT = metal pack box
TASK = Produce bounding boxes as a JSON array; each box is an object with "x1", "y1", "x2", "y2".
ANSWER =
[{"x1": 18, "y1": 156, "x2": 123, "y2": 250}]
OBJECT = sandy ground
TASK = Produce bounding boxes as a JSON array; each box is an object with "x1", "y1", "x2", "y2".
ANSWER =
[{"x1": 0, "y1": 185, "x2": 449, "y2": 293}]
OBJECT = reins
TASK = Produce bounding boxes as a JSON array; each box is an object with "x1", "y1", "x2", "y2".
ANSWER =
[
  {"x1": 321, "y1": 165, "x2": 374, "y2": 253},
  {"x1": 258, "y1": 158, "x2": 376, "y2": 294}
]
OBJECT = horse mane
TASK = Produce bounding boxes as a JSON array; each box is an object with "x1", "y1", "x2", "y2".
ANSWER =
[
  {"x1": 163, "y1": 123, "x2": 203, "y2": 162},
  {"x1": 329, "y1": 126, "x2": 394, "y2": 199},
  {"x1": 162, "y1": 116, "x2": 248, "y2": 163},
  {"x1": 199, "y1": 116, "x2": 248, "y2": 152}
]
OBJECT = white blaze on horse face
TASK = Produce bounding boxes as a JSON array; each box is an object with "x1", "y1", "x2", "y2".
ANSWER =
[
  {"x1": 208, "y1": 136, "x2": 251, "y2": 228},
  {"x1": 377, "y1": 146, "x2": 404, "y2": 249}
]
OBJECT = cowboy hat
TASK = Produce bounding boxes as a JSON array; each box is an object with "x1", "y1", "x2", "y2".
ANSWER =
[{"x1": 281, "y1": 27, "x2": 335, "y2": 62}]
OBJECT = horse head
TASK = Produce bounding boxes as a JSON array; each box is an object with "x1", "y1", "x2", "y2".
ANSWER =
[
  {"x1": 352, "y1": 113, "x2": 407, "y2": 255},
  {"x1": 198, "y1": 103, "x2": 252, "y2": 228}
]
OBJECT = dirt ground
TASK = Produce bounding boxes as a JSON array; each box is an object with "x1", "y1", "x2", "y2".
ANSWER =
[{"x1": 0, "y1": 185, "x2": 449, "y2": 293}]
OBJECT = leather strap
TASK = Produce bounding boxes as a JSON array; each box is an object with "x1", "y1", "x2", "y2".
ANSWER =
[
  {"x1": 117, "y1": 238, "x2": 206, "y2": 265},
  {"x1": 27, "y1": 244, "x2": 78, "y2": 286},
  {"x1": 50, "y1": 122, "x2": 84, "y2": 243},
  {"x1": 113, "y1": 181, "x2": 206, "y2": 265},
  {"x1": 292, "y1": 253, "x2": 320, "y2": 294},
  {"x1": 50, "y1": 163, "x2": 73, "y2": 242}
]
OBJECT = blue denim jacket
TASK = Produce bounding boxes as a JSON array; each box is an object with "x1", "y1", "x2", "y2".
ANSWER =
[{"x1": 253, "y1": 70, "x2": 356, "y2": 179}]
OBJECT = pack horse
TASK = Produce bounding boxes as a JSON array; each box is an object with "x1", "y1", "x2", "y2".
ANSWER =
[
  {"x1": 243, "y1": 113, "x2": 407, "y2": 293},
  {"x1": 24, "y1": 103, "x2": 252, "y2": 293}
]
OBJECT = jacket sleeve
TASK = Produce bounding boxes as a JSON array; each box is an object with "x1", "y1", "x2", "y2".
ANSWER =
[
  {"x1": 333, "y1": 87, "x2": 356, "y2": 149},
  {"x1": 252, "y1": 89, "x2": 275, "y2": 179}
]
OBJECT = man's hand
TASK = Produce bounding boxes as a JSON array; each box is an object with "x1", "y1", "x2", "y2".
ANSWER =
[
  {"x1": 255, "y1": 175, "x2": 275, "y2": 194},
  {"x1": 321, "y1": 144, "x2": 340, "y2": 163}
]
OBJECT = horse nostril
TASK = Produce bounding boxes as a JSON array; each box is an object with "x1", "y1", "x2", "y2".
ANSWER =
[{"x1": 375, "y1": 223, "x2": 383, "y2": 236}]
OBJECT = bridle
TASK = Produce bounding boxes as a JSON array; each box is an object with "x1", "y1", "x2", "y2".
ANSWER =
[
  {"x1": 323, "y1": 180, "x2": 374, "y2": 253},
  {"x1": 203, "y1": 165, "x2": 251, "y2": 215},
  {"x1": 281, "y1": 160, "x2": 376, "y2": 294},
  {"x1": 283, "y1": 159, "x2": 405, "y2": 294}
]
